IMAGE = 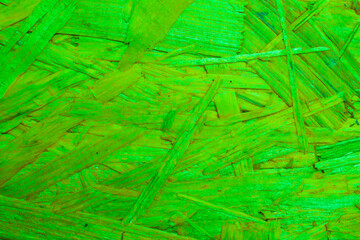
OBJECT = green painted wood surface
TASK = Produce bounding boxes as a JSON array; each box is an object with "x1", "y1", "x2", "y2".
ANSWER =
[{"x1": 1, "y1": 0, "x2": 360, "y2": 239}]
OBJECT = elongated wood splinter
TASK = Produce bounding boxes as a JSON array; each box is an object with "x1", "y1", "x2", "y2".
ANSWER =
[
  {"x1": 164, "y1": 47, "x2": 329, "y2": 66},
  {"x1": 177, "y1": 193, "x2": 266, "y2": 224}
]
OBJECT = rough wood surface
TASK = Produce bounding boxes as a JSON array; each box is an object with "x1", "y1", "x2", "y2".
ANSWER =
[{"x1": 1, "y1": 0, "x2": 360, "y2": 239}]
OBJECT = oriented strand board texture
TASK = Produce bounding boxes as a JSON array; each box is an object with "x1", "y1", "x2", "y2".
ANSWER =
[{"x1": 1, "y1": 0, "x2": 360, "y2": 239}]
